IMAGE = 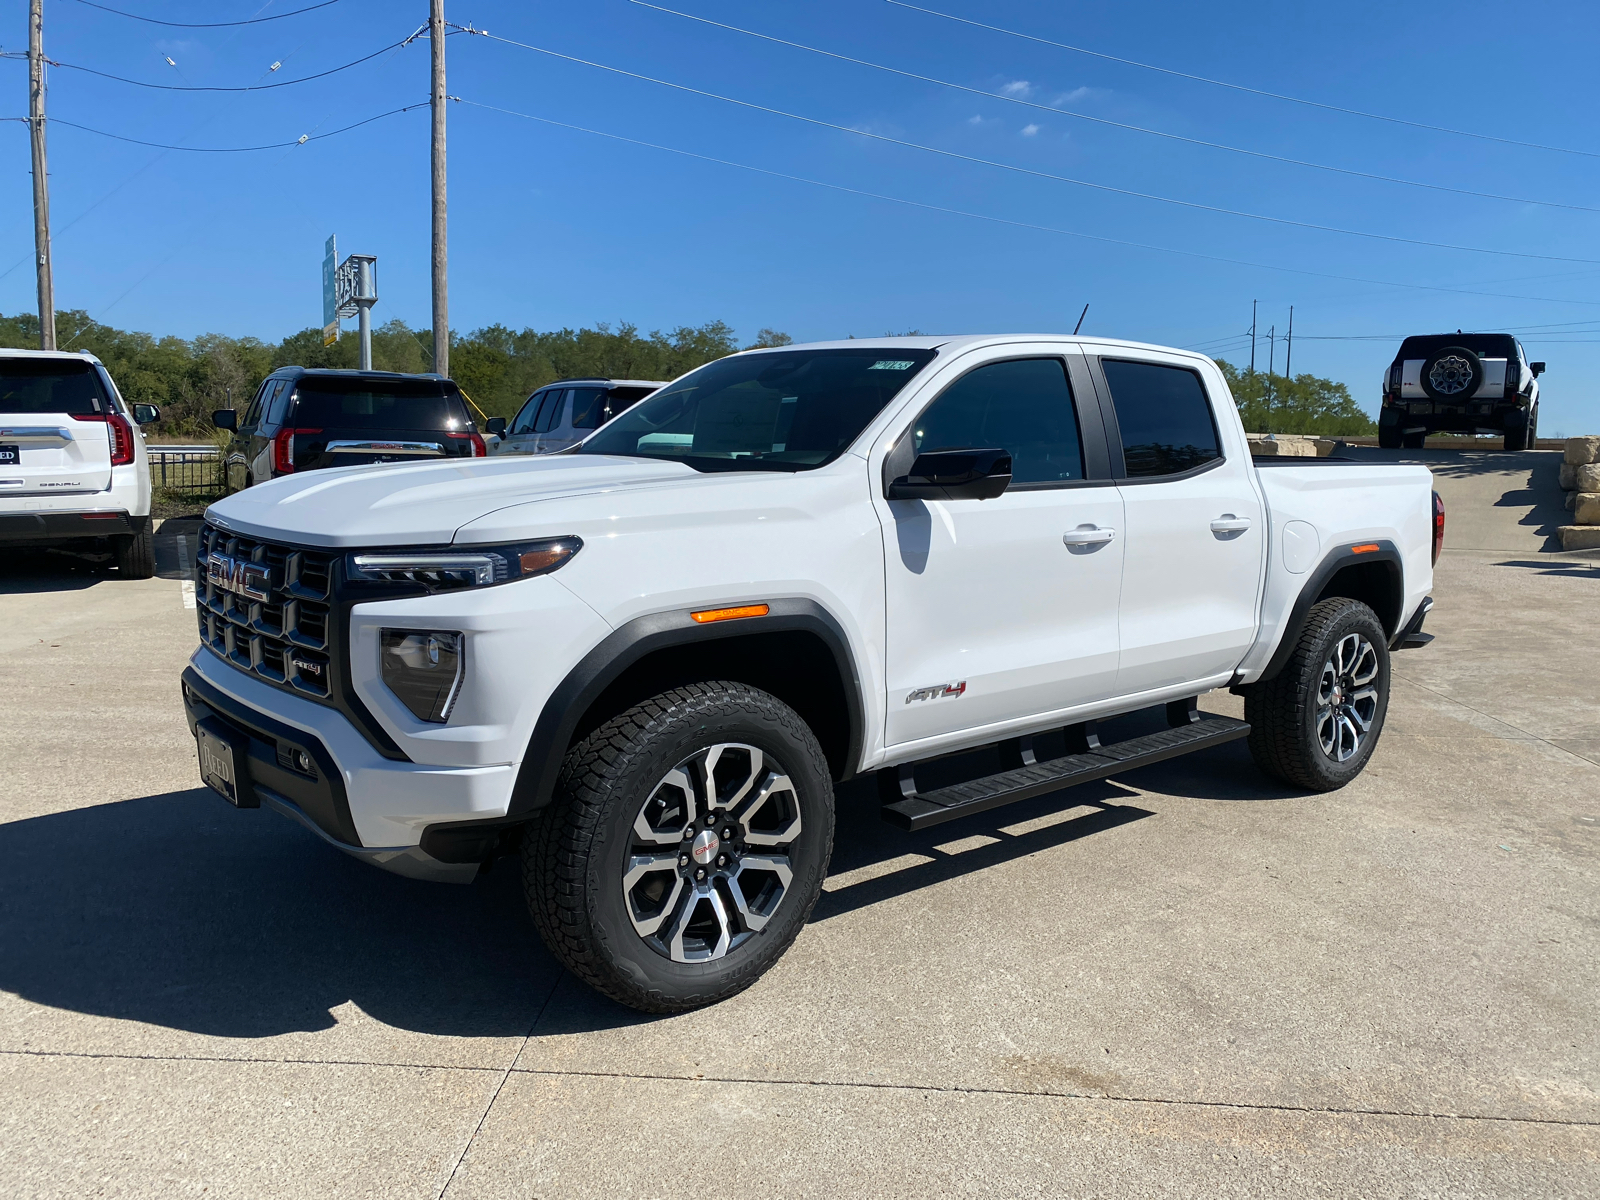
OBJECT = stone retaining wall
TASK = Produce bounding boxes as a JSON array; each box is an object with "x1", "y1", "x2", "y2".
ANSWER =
[{"x1": 1559, "y1": 437, "x2": 1600, "y2": 552}]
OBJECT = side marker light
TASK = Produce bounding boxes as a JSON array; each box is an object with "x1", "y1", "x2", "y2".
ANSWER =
[
  {"x1": 690, "y1": 603, "x2": 770, "y2": 623},
  {"x1": 1350, "y1": 543, "x2": 1380, "y2": 554}
]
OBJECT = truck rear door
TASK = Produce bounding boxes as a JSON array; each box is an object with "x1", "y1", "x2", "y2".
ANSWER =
[
  {"x1": 1088, "y1": 352, "x2": 1266, "y2": 695},
  {"x1": 0, "y1": 357, "x2": 114, "y2": 497}
]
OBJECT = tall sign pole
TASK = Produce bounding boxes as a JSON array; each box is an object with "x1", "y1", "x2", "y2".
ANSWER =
[
  {"x1": 29, "y1": 0, "x2": 56, "y2": 351},
  {"x1": 429, "y1": 0, "x2": 449, "y2": 377}
]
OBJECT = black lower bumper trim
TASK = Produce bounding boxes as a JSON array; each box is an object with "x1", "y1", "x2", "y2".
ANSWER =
[
  {"x1": 181, "y1": 665, "x2": 362, "y2": 847},
  {"x1": 0, "y1": 510, "x2": 132, "y2": 542},
  {"x1": 1391, "y1": 596, "x2": 1434, "y2": 651}
]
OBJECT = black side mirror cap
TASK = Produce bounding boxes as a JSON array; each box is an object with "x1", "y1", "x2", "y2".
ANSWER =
[
  {"x1": 212, "y1": 409, "x2": 237, "y2": 431},
  {"x1": 887, "y1": 448, "x2": 1012, "y2": 501},
  {"x1": 484, "y1": 416, "x2": 507, "y2": 436},
  {"x1": 1530, "y1": 362, "x2": 1545, "y2": 377},
  {"x1": 131, "y1": 403, "x2": 160, "y2": 425}
]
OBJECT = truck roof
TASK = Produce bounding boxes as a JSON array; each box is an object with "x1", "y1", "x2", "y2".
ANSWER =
[{"x1": 731, "y1": 334, "x2": 1218, "y2": 363}]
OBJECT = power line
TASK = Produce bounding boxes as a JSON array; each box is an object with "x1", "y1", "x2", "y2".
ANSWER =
[
  {"x1": 68, "y1": 0, "x2": 343, "y2": 27},
  {"x1": 629, "y1": 1, "x2": 1600, "y2": 216},
  {"x1": 463, "y1": 29, "x2": 1600, "y2": 266},
  {"x1": 44, "y1": 101, "x2": 428, "y2": 152},
  {"x1": 453, "y1": 97, "x2": 1600, "y2": 308},
  {"x1": 883, "y1": 0, "x2": 1600, "y2": 161},
  {"x1": 50, "y1": 28, "x2": 425, "y2": 92}
]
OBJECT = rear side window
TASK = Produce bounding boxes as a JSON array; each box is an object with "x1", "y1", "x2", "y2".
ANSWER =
[
  {"x1": 289, "y1": 377, "x2": 470, "y2": 430},
  {"x1": 1101, "y1": 360, "x2": 1221, "y2": 478},
  {"x1": 913, "y1": 358, "x2": 1083, "y2": 484},
  {"x1": 535, "y1": 388, "x2": 569, "y2": 433},
  {"x1": 0, "y1": 358, "x2": 107, "y2": 416},
  {"x1": 569, "y1": 387, "x2": 609, "y2": 430},
  {"x1": 264, "y1": 381, "x2": 291, "y2": 427}
]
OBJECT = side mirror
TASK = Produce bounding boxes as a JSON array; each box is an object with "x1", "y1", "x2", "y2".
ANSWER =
[
  {"x1": 484, "y1": 416, "x2": 507, "y2": 436},
  {"x1": 131, "y1": 403, "x2": 160, "y2": 425},
  {"x1": 212, "y1": 409, "x2": 237, "y2": 431},
  {"x1": 1530, "y1": 362, "x2": 1545, "y2": 377},
  {"x1": 887, "y1": 448, "x2": 1012, "y2": 501}
]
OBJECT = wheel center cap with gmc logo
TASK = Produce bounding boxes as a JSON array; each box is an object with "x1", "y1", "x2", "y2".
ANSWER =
[{"x1": 691, "y1": 829, "x2": 720, "y2": 865}]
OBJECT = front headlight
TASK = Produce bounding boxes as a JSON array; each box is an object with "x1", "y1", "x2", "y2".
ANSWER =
[
  {"x1": 348, "y1": 536, "x2": 581, "y2": 591},
  {"x1": 380, "y1": 630, "x2": 464, "y2": 723}
]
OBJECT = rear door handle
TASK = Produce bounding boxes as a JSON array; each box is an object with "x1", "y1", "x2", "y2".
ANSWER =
[
  {"x1": 1063, "y1": 526, "x2": 1116, "y2": 546},
  {"x1": 1210, "y1": 515, "x2": 1252, "y2": 533}
]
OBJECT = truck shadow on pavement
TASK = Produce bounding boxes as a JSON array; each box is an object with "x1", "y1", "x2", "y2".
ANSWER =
[
  {"x1": 0, "y1": 773, "x2": 1172, "y2": 1037},
  {"x1": 0, "y1": 548, "x2": 111, "y2": 593}
]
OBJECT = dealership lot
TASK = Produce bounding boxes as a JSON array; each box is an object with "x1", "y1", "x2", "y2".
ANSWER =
[{"x1": 1, "y1": 449, "x2": 1596, "y2": 1197}]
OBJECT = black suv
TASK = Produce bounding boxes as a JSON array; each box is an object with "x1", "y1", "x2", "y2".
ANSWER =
[
  {"x1": 214, "y1": 368, "x2": 484, "y2": 491},
  {"x1": 1379, "y1": 332, "x2": 1544, "y2": 451}
]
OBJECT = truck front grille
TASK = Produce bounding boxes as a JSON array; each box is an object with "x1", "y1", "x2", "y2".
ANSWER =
[{"x1": 196, "y1": 522, "x2": 337, "y2": 702}]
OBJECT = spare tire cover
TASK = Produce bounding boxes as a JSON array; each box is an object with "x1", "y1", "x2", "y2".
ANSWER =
[{"x1": 1420, "y1": 346, "x2": 1483, "y2": 400}]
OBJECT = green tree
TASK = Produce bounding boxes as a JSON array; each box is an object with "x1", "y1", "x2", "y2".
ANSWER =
[{"x1": 1215, "y1": 359, "x2": 1376, "y2": 437}]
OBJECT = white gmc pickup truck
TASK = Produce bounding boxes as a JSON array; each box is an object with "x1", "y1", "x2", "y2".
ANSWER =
[{"x1": 182, "y1": 335, "x2": 1441, "y2": 1012}]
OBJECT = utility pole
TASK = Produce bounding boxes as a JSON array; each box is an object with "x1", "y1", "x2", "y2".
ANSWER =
[
  {"x1": 1267, "y1": 325, "x2": 1276, "y2": 412},
  {"x1": 429, "y1": 0, "x2": 448, "y2": 377},
  {"x1": 1285, "y1": 305, "x2": 1294, "y2": 380},
  {"x1": 1248, "y1": 300, "x2": 1257, "y2": 379},
  {"x1": 29, "y1": 0, "x2": 56, "y2": 351}
]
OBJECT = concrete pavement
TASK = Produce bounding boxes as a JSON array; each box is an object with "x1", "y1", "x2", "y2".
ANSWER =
[{"x1": 1, "y1": 454, "x2": 1596, "y2": 1197}]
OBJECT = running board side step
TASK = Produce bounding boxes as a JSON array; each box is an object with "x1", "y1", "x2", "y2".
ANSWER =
[{"x1": 880, "y1": 714, "x2": 1251, "y2": 832}]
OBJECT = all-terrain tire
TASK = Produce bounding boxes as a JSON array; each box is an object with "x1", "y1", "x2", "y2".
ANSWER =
[
  {"x1": 1377, "y1": 424, "x2": 1402, "y2": 450},
  {"x1": 113, "y1": 519, "x2": 156, "y2": 579},
  {"x1": 1400, "y1": 430, "x2": 1427, "y2": 450},
  {"x1": 1244, "y1": 597, "x2": 1391, "y2": 792},
  {"x1": 525, "y1": 681, "x2": 835, "y2": 1013}
]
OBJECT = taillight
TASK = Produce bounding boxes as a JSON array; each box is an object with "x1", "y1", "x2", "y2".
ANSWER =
[
  {"x1": 69, "y1": 411, "x2": 136, "y2": 465},
  {"x1": 272, "y1": 427, "x2": 322, "y2": 475},
  {"x1": 1432, "y1": 490, "x2": 1445, "y2": 565},
  {"x1": 1504, "y1": 360, "x2": 1520, "y2": 399},
  {"x1": 107, "y1": 413, "x2": 135, "y2": 465},
  {"x1": 448, "y1": 431, "x2": 488, "y2": 457}
]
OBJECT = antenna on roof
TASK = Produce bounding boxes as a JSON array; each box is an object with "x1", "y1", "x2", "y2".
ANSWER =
[{"x1": 1073, "y1": 303, "x2": 1089, "y2": 335}]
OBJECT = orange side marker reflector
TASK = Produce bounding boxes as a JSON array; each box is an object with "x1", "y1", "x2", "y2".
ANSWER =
[
  {"x1": 691, "y1": 603, "x2": 770, "y2": 624},
  {"x1": 1350, "y1": 543, "x2": 1380, "y2": 554}
]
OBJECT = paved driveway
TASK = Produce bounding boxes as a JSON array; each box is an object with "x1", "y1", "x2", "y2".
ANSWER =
[{"x1": 1, "y1": 452, "x2": 1596, "y2": 1197}]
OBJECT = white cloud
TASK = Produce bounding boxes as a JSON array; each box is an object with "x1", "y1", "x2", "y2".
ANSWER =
[
  {"x1": 1021, "y1": 123, "x2": 1040, "y2": 137},
  {"x1": 967, "y1": 114, "x2": 986, "y2": 126},
  {"x1": 999, "y1": 80, "x2": 1033, "y2": 97},
  {"x1": 1051, "y1": 86, "x2": 1101, "y2": 107}
]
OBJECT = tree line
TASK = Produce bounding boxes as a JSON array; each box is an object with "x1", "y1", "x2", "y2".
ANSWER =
[{"x1": 1, "y1": 311, "x2": 1372, "y2": 437}]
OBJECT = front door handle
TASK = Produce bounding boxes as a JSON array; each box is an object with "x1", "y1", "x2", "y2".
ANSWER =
[
  {"x1": 1063, "y1": 525, "x2": 1116, "y2": 546},
  {"x1": 1210, "y1": 515, "x2": 1252, "y2": 533}
]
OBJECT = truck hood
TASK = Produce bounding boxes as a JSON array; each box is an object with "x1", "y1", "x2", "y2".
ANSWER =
[{"x1": 204, "y1": 454, "x2": 701, "y2": 547}]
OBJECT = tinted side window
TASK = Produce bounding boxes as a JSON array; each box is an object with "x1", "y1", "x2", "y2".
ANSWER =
[
  {"x1": 511, "y1": 393, "x2": 543, "y2": 435},
  {"x1": 243, "y1": 382, "x2": 272, "y2": 428},
  {"x1": 913, "y1": 358, "x2": 1083, "y2": 484},
  {"x1": 569, "y1": 387, "x2": 609, "y2": 430},
  {"x1": 1101, "y1": 360, "x2": 1220, "y2": 478},
  {"x1": 264, "y1": 381, "x2": 291, "y2": 427},
  {"x1": 536, "y1": 388, "x2": 569, "y2": 433}
]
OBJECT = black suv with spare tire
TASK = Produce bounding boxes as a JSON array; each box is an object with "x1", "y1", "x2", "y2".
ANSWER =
[{"x1": 1378, "y1": 332, "x2": 1544, "y2": 451}]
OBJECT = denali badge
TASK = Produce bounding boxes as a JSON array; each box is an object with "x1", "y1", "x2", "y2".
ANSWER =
[
  {"x1": 906, "y1": 680, "x2": 967, "y2": 704},
  {"x1": 206, "y1": 552, "x2": 273, "y2": 602}
]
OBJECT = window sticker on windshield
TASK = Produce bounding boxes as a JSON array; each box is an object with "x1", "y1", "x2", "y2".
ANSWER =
[{"x1": 869, "y1": 360, "x2": 916, "y2": 370}]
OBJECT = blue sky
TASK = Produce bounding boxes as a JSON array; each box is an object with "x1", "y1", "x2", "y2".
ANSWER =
[{"x1": 5, "y1": 0, "x2": 1599, "y2": 432}]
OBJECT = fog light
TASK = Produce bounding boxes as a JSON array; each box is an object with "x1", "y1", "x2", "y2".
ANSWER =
[{"x1": 380, "y1": 630, "x2": 464, "y2": 723}]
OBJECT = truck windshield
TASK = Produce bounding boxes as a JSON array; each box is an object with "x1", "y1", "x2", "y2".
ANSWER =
[
  {"x1": 577, "y1": 348, "x2": 938, "y2": 471},
  {"x1": 289, "y1": 377, "x2": 472, "y2": 430},
  {"x1": 0, "y1": 358, "x2": 108, "y2": 416}
]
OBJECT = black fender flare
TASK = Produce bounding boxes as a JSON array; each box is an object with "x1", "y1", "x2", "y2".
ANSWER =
[
  {"x1": 505, "y1": 597, "x2": 866, "y2": 818},
  {"x1": 1253, "y1": 539, "x2": 1406, "y2": 684}
]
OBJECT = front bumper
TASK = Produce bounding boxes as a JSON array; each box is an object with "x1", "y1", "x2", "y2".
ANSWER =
[{"x1": 183, "y1": 653, "x2": 520, "y2": 883}]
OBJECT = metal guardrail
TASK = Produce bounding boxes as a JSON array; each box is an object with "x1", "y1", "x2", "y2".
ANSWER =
[{"x1": 147, "y1": 445, "x2": 224, "y2": 496}]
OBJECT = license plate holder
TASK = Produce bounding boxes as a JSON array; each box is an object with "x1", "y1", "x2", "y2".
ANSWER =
[
  {"x1": 0, "y1": 444, "x2": 18, "y2": 466},
  {"x1": 195, "y1": 716, "x2": 257, "y2": 808}
]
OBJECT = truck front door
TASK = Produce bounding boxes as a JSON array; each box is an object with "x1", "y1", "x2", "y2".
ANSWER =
[{"x1": 877, "y1": 350, "x2": 1124, "y2": 752}]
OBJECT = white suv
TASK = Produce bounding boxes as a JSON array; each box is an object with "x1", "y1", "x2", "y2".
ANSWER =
[
  {"x1": 487, "y1": 378, "x2": 664, "y2": 455},
  {"x1": 1, "y1": 349, "x2": 159, "y2": 577}
]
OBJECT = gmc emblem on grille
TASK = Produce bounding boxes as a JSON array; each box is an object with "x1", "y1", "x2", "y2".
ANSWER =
[{"x1": 207, "y1": 552, "x2": 273, "y2": 602}]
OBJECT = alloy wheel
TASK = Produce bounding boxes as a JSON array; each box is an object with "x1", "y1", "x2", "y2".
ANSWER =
[
  {"x1": 1428, "y1": 355, "x2": 1475, "y2": 395},
  {"x1": 621, "y1": 743, "x2": 803, "y2": 963},
  {"x1": 1316, "y1": 633, "x2": 1380, "y2": 762}
]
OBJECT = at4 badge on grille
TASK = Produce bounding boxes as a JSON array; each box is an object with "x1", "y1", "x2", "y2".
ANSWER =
[{"x1": 206, "y1": 552, "x2": 274, "y2": 602}]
